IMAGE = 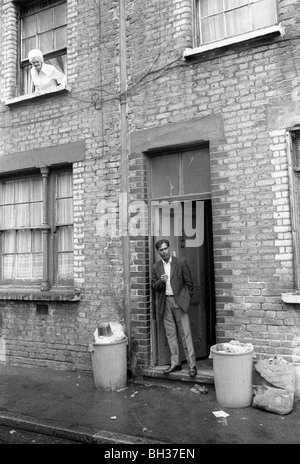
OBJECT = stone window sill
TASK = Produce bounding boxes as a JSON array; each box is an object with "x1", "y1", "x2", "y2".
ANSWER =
[
  {"x1": 183, "y1": 24, "x2": 284, "y2": 59},
  {"x1": 0, "y1": 288, "x2": 81, "y2": 302},
  {"x1": 282, "y1": 293, "x2": 300, "y2": 305},
  {"x1": 4, "y1": 87, "x2": 70, "y2": 107}
]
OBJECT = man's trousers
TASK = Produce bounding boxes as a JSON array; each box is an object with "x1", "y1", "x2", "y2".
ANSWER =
[{"x1": 163, "y1": 296, "x2": 196, "y2": 368}]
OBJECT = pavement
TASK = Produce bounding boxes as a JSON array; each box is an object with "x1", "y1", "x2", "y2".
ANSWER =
[{"x1": 0, "y1": 361, "x2": 300, "y2": 447}]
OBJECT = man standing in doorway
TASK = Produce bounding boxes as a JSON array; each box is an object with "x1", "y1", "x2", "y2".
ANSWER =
[{"x1": 151, "y1": 239, "x2": 197, "y2": 377}]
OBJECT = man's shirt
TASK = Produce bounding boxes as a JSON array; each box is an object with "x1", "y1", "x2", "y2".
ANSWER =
[
  {"x1": 162, "y1": 256, "x2": 174, "y2": 295},
  {"x1": 30, "y1": 63, "x2": 66, "y2": 93}
]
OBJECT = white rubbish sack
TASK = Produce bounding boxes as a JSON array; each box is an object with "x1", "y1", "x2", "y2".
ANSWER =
[{"x1": 210, "y1": 340, "x2": 255, "y2": 356}]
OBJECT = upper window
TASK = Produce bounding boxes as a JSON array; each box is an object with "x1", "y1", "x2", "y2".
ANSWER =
[
  {"x1": 20, "y1": 0, "x2": 67, "y2": 95},
  {"x1": 0, "y1": 168, "x2": 73, "y2": 289},
  {"x1": 195, "y1": 0, "x2": 278, "y2": 47}
]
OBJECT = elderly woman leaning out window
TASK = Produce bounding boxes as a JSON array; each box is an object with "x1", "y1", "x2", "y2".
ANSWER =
[{"x1": 28, "y1": 49, "x2": 67, "y2": 95}]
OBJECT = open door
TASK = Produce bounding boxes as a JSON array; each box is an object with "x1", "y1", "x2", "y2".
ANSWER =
[{"x1": 152, "y1": 199, "x2": 214, "y2": 365}]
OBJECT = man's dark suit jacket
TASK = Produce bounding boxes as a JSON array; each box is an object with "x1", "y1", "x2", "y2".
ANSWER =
[{"x1": 151, "y1": 256, "x2": 194, "y2": 317}]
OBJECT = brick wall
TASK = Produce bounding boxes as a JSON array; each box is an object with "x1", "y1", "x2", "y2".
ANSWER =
[
  {"x1": 0, "y1": 0, "x2": 126, "y2": 371},
  {"x1": 1, "y1": 0, "x2": 300, "y2": 372},
  {"x1": 126, "y1": 0, "x2": 300, "y2": 364}
]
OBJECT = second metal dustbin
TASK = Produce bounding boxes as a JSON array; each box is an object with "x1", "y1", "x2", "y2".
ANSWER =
[{"x1": 210, "y1": 342, "x2": 254, "y2": 408}]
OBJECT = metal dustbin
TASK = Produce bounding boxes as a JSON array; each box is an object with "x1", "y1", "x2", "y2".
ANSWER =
[
  {"x1": 210, "y1": 342, "x2": 254, "y2": 408},
  {"x1": 89, "y1": 322, "x2": 128, "y2": 391}
]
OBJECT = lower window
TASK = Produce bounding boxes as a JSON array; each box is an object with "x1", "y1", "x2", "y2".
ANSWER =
[
  {"x1": 288, "y1": 129, "x2": 300, "y2": 290},
  {"x1": 0, "y1": 167, "x2": 73, "y2": 289}
]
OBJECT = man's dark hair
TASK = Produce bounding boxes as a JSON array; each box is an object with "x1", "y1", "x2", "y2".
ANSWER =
[{"x1": 155, "y1": 239, "x2": 170, "y2": 250}]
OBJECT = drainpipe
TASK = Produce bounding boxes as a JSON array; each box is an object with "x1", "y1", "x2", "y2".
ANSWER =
[{"x1": 119, "y1": 0, "x2": 131, "y2": 345}]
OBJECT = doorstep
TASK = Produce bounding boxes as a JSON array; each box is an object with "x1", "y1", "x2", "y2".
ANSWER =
[{"x1": 142, "y1": 358, "x2": 214, "y2": 384}]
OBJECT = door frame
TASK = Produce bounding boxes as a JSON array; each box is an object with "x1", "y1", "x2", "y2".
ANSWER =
[
  {"x1": 150, "y1": 197, "x2": 216, "y2": 365},
  {"x1": 147, "y1": 143, "x2": 216, "y2": 365}
]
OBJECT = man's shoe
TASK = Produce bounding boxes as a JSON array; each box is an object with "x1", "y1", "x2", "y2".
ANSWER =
[
  {"x1": 189, "y1": 366, "x2": 197, "y2": 377},
  {"x1": 164, "y1": 364, "x2": 182, "y2": 374}
]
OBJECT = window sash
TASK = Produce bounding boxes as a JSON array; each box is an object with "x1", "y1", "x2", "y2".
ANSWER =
[
  {"x1": 2, "y1": 230, "x2": 43, "y2": 280},
  {"x1": 0, "y1": 170, "x2": 73, "y2": 287},
  {"x1": 55, "y1": 172, "x2": 74, "y2": 283},
  {"x1": 0, "y1": 175, "x2": 43, "y2": 282},
  {"x1": 196, "y1": 0, "x2": 278, "y2": 46},
  {"x1": 288, "y1": 131, "x2": 300, "y2": 290},
  {"x1": 0, "y1": 177, "x2": 43, "y2": 229},
  {"x1": 20, "y1": 1, "x2": 67, "y2": 95}
]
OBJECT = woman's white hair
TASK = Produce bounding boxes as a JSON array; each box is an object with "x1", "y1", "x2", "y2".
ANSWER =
[{"x1": 28, "y1": 49, "x2": 44, "y2": 63}]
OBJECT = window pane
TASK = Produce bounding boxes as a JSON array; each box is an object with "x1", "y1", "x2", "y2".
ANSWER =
[
  {"x1": 31, "y1": 203, "x2": 42, "y2": 227},
  {"x1": 17, "y1": 230, "x2": 31, "y2": 253},
  {"x1": 39, "y1": 31, "x2": 54, "y2": 54},
  {"x1": 200, "y1": 0, "x2": 223, "y2": 16},
  {"x1": 38, "y1": 9, "x2": 53, "y2": 33},
  {"x1": 58, "y1": 227, "x2": 73, "y2": 252},
  {"x1": 182, "y1": 148, "x2": 211, "y2": 195},
  {"x1": 56, "y1": 172, "x2": 73, "y2": 224},
  {"x1": 3, "y1": 181, "x2": 14, "y2": 204},
  {"x1": 2, "y1": 256, "x2": 15, "y2": 279},
  {"x1": 54, "y1": 4, "x2": 67, "y2": 27},
  {"x1": 22, "y1": 15, "x2": 36, "y2": 38},
  {"x1": 3, "y1": 231, "x2": 16, "y2": 253},
  {"x1": 56, "y1": 198, "x2": 73, "y2": 224},
  {"x1": 31, "y1": 178, "x2": 42, "y2": 201},
  {"x1": 54, "y1": 26, "x2": 67, "y2": 50},
  {"x1": 225, "y1": 6, "x2": 250, "y2": 36},
  {"x1": 15, "y1": 179, "x2": 30, "y2": 203},
  {"x1": 16, "y1": 255, "x2": 31, "y2": 279},
  {"x1": 22, "y1": 37, "x2": 37, "y2": 60},
  {"x1": 58, "y1": 253, "x2": 73, "y2": 279},
  {"x1": 32, "y1": 230, "x2": 42, "y2": 253},
  {"x1": 32, "y1": 254, "x2": 43, "y2": 279},
  {"x1": 15, "y1": 204, "x2": 30, "y2": 228},
  {"x1": 3, "y1": 206, "x2": 15, "y2": 228},
  {"x1": 201, "y1": 15, "x2": 224, "y2": 43},
  {"x1": 251, "y1": 0, "x2": 277, "y2": 29},
  {"x1": 57, "y1": 172, "x2": 72, "y2": 197},
  {"x1": 151, "y1": 154, "x2": 180, "y2": 198}
]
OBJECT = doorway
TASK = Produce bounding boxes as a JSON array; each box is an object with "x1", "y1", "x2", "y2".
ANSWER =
[{"x1": 150, "y1": 146, "x2": 216, "y2": 366}]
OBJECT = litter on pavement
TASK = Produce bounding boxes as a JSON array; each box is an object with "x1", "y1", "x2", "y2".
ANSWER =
[
  {"x1": 190, "y1": 384, "x2": 209, "y2": 395},
  {"x1": 212, "y1": 410, "x2": 230, "y2": 418}
]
